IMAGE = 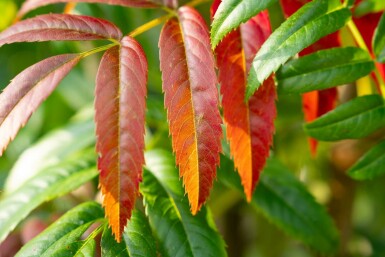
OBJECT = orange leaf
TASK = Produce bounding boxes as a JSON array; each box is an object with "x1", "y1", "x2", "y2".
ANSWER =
[
  {"x1": 159, "y1": 6, "x2": 222, "y2": 214},
  {"x1": 214, "y1": 6, "x2": 277, "y2": 201},
  {"x1": 95, "y1": 36, "x2": 148, "y2": 241}
]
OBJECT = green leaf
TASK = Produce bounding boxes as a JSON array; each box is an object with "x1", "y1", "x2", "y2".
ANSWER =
[
  {"x1": 15, "y1": 202, "x2": 104, "y2": 257},
  {"x1": 354, "y1": 0, "x2": 385, "y2": 17},
  {"x1": 210, "y1": 0, "x2": 277, "y2": 49},
  {"x1": 373, "y1": 12, "x2": 385, "y2": 63},
  {"x1": 101, "y1": 227, "x2": 129, "y2": 257},
  {"x1": 141, "y1": 150, "x2": 227, "y2": 257},
  {"x1": 276, "y1": 47, "x2": 374, "y2": 94},
  {"x1": 348, "y1": 140, "x2": 385, "y2": 180},
  {"x1": 0, "y1": 150, "x2": 98, "y2": 242},
  {"x1": 47, "y1": 239, "x2": 96, "y2": 257},
  {"x1": 246, "y1": 0, "x2": 351, "y2": 100},
  {"x1": 218, "y1": 155, "x2": 339, "y2": 254},
  {"x1": 304, "y1": 95, "x2": 385, "y2": 141}
]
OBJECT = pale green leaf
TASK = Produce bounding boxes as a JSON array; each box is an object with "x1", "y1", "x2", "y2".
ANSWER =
[{"x1": 373, "y1": 12, "x2": 385, "y2": 63}]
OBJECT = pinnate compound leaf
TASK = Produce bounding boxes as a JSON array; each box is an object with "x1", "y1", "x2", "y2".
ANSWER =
[
  {"x1": 95, "y1": 36, "x2": 148, "y2": 241},
  {"x1": 373, "y1": 12, "x2": 385, "y2": 63},
  {"x1": 210, "y1": 0, "x2": 277, "y2": 49},
  {"x1": 305, "y1": 95, "x2": 385, "y2": 141},
  {"x1": 276, "y1": 47, "x2": 375, "y2": 94},
  {"x1": 214, "y1": 3, "x2": 276, "y2": 201},
  {"x1": 0, "y1": 14, "x2": 122, "y2": 47},
  {"x1": 141, "y1": 150, "x2": 227, "y2": 257},
  {"x1": 15, "y1": 202, "x2": 103, "y2": 257},
  {"x1": 0, "y1": 54, "x2": 81, "y2": 156},
  {"x1": 17, "y1": 0, "x2": 157, "y2": 19},
  {"x1": 0, "y1": 150, "x2": 98, "y2": 243},
  {"x1": 246, "y1": 0, "x2": 351, "y2": 100},
  {"x1": 348, "y1": 140, "x2": 385, "y2": 180},
  {"x1": 159, "y1": 7, "x2": 222, "y2": 214},
  {"x1": 218, "y1": 155, "x2": 339, "y2": 254}
]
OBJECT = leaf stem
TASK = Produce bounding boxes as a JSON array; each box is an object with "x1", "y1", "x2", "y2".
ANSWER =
[
  {"x1": 347, "y1": 19, "x2": 385, "y2": 96},
  {"x1": 81, "y1": 43, "x2": 118, "y2": 58},
  {"x1": 128, "y1": 13, "x2": 175, "y2": 38}
]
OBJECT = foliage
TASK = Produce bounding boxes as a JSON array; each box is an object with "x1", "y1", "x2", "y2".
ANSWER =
[{"x1": 0, "y1": 0, "x2": 385, "y2": 256}]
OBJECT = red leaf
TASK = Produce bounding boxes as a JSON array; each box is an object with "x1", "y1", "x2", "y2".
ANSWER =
[
  {"x1": 214, "y1": 3, "x2": 276, "y2": 201},
  {"x1": 0, "y1": 54, "x2": 81, "y2": 156},
  {"x1": 280, "y1": 0, "x2": 339, "y2": 156},
  {"x1": 0, "y1": 14, "x2": 122, "y2": 47},
  {"x1": 18, "y1": 0, "x2": 157, "y2": 19},
  {"x1": 159, "y1": 6, "x2": 222, "y2": 214},
  {"x1": 95, "y1": 36, "x2": 147, "y2": 241}
]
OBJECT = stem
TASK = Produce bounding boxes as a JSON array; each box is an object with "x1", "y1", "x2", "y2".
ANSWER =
[
  {"x1": 81, "y1": 43, "x2": 118, "y2": 58},
  {"x1": 347, "y1": 19, "x2": 385, "y2": 96},
  {"x1": 128, "y1": 14, "x2": 175, "y2": 38}
]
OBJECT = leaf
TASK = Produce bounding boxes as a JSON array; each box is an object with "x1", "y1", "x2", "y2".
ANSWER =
[
  {"x1": 0, "y1": 150, "x2": 98, "y2": 243},
  {"x1": 354, "y1": 0, "x2": 385, "y2": 17},
  {"x1": 95, "y1": 36, "x2": 148, "y2": 241},
  {"x1": 210, "y1": 0, "x2": 278, "y2": 49},
  {"x1": 348, "y1": 140, "x2": 385, "y2": 180},
  {"x1": 373, "y1": 12, "x2": 385, "y2": 63},
  {"x1": 17, "y1": 0, "x2": 157, "y2": 19},
  {"x1": 304, "y1": 94, "x2": 385, "y2": 141},
  {"x1": 45, "y1": 239, "x2": 96, "y2": 257},
  {"x1": 0, "y1": 54, "x2": 81, "y2": 156},
  {"x1": 159, "y1": 6, "x2": 222, "y2": 214},
  {"x1": 0, "y1": 14, "x2": 122, "y2": 48},
  {"x1": 276, "y1": 47, "x2": 375, "y2": 94},
  {"x1": 246, "y1": 0, "x2": 351, "y2": 100},
  {"x1": 4, "y1": 114, "x2": 94, "y2": 194},
  {"x1": 214, "y1": 4, "x2": 276, "y2": 201},
  {"x1": 218, "y1": 155, "x2": 339, "y2": 254},
  {"x1": 141, "y1": 150, "x2": 227, "y2": 257},
  {"x1": 15, "y1": 202, "x2": 104, "y2": 257},
  {"x1": 101, "y1": 227, "x2": 129, "y2": 257}
]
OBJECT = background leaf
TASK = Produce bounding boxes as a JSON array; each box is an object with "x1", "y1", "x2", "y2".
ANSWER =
[
  {"x1": 210, "y1": 0, "x2": 277, "y2": 48},
  {"x1": 0, "y1": 150, "x2": 97, "y2": 242},
  {"x1": 373, "y1": 12, "x2": 385, "y2": 63},
  {"x1": 348, "y1": 140, "x2": 385, "y2": 180},
  {"x1": 304, "y1": 94, "x2": 385, "y2": 141},
  {"x1": 276, "y1": 47, "x2": 374, "y2": 94},
  {"x1": 0, "y1": 14, "x2": 122, "y2": 48},
  {"x1": 141, "y1": 150, "x2": 227, "y2": 257},
  {"x1": 159, "y1": 6, "x2": 222, "y2": 214},
  {"x1": 95, "y1": 36, "x2": 148, "y2": 241},
  {"x1": 246, "y1": 0, "x2": 351, "y2": 99},
  {"x1": 0, "y1": 54, "x2": 81, "y2": 156}
]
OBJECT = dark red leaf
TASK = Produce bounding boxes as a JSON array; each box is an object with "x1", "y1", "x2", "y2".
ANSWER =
[
  {"x1": 95, "y1": 36, "x2": 147, "y2": 241},
  {"x1": 159, "y1": 6, "x2": 222, "y2": 214},
  {"x1": 0, "y1": 54, "x2": 81, "y2": 156},
  {"x1": 0, "y1": 14, "x2": 122, "y2": 47}
]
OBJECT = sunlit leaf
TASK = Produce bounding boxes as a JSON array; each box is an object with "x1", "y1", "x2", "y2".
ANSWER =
[
  {"x1": 305, "y1": 94, "x2": 385, "y2": 141},
  {"x1": 0, "y1": 150, "x2": 97, "y2": 243},
  {"x1": 0, "y1": 14, "x2": 122, "y2": 47},
  {"x1": 246, "y1": 0, "x2": 351, "y2": 100},
  {"x1": 373, "y1": 12, "x2": 385, "y2": 63},
  {"x1": 141, "y1": 150, "x2": 227, "y2": 257},
  {"x1": 159, "y1": 6, "x2": 222, "y2": 214},
  {"x1": 0, "y1": 54, "x2": 81, "y2": 156},
  {"x1": 210, "y1": 0, "x2": 277, "y2": 49},
  {"x1": 276, "y1": 47, "x2": 374, "y2": 93},
  {"x1": 95, "y1": 36, "x2": 148, "y2": 241}
]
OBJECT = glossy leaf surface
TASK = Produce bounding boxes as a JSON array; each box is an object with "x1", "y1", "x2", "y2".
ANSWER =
[
  {"x1": 210, "y1": 0, "x2": 277, "y2": 48},
  {"x1": 373, "y1": 12, "x2": 385, "y2": 63},
  {"x1": 305, "y1": 95, "x2": 385, "y2": 141},
  {"x1": 214, "y1": 4, "x2": 276, "y2": 201},
  {"x1": 95, "y1": 36, "x2": 148, "y2": 241},
  {"x1": 0, "y1": 14, "x2": 122, "y2": 47},
  {"x1": 141, "y1": 150, "x2": 227, "y2": 257},
  {"x1": 218, "y1": 155, "x2": 339, "y2": 254},
  {"x1": 0, "y1": 54, "x2": 81, "y2": 156},
  {"x1": 159, "y1": 6, "x2": 222, "y2": 214},
  {"x1": 18, "y1": 0, "x2": 156, "y2": 18},
  {"x1": 348, "y1": 140, "x2": 385, "y2": 180},
  {"x1": 0, "y1": 150, "x2": 97, "y2": 242},
  {"x1": 277, "y1": 47, "x2": 374, "y2": 93},
  {"x1": 15, "y1": 202, "x2": 103, "y2": 257},
  {"x1": 246, "y1": 0, "x2": 351, "y2": 99}
]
